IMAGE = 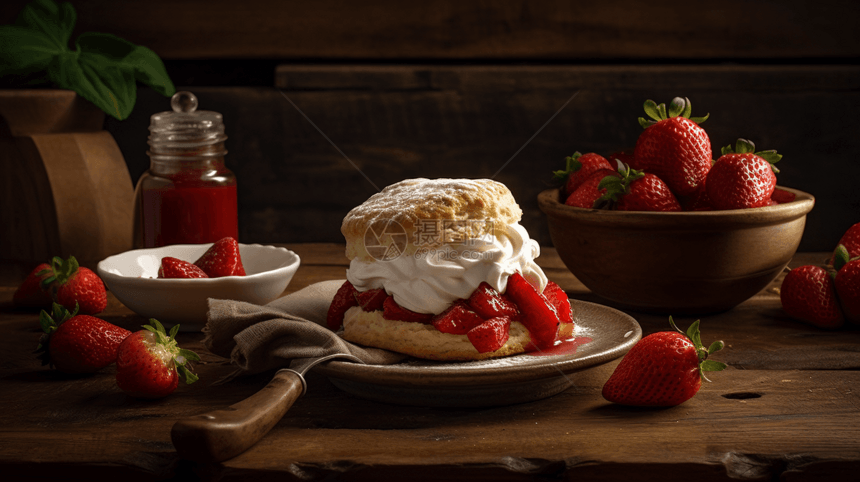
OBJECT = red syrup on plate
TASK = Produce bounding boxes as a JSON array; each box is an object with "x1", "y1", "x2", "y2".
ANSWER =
[{"x1": 527, "y1": 336, "x2": 593, "y2": 357}]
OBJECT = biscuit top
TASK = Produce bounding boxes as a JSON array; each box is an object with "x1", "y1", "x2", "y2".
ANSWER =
[{"x1": 341, "y1": 178, "x2": 523, "y2": 256}]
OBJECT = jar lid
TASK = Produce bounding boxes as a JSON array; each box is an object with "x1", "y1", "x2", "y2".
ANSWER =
[{"x1": 148, "y1": 91, "x2": 227, "y2": 149}]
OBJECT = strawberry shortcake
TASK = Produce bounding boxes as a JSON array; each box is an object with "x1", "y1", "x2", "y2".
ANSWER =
[{"x1": 326, "y1": 178, "x2": 574, "y2": 361}]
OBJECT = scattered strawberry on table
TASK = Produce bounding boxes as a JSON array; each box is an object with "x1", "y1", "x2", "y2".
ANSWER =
[
  {"x1": 829, "y1": 222, "x2": 860, "y2": 265},
  {"x1": 779, "y1": 265, "x2": 844, "y2": 329},
  {"x1": 13, "y1": 256, "x2": 107, "y2": 314},
  {"x1": 47, "y1": 256, "x2": 107, "y2": 315},
  {"x1": 12, "y1": 263, "x2": 53, "y2": 308},
  {"x1": 779, "y1": 222, "x2": 860, "y2": 329},
  {"x1": 602, "y1": 318, "x2": 727, "y2": 407},
  {"x1": 36, "y1": 303, "x2": 131, "y2": 374},
  {"x1": 116, "y1": 319, "x2": 200, "y2": 399},
  {"x1": 833, "y1": 245, "x2": 860, "y2": 324},
  {"x1": 554, "y1": 97, "x2": 798, "y2": 211}
]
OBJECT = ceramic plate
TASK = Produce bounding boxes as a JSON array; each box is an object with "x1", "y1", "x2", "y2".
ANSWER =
[
  {"x1": 315, "y1": 299, "x2": 641, "y2": 407},
  {"x1": 97, "y1": 243, "x2": 300, "y2": 329}
]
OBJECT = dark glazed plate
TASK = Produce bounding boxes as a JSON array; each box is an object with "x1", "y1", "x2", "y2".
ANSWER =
[{"x1": 315, "y1": 299, "x2": 641, "y2": 407}]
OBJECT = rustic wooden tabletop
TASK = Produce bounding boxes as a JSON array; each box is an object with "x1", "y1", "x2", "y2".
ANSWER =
[{"x1": 1, "y1": 244, "x2": 858, "y2": 481}]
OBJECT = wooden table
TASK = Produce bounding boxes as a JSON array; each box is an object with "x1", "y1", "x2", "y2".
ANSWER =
[{"x1": 1, "y1": 244, "x2": 858, "y2": 481}]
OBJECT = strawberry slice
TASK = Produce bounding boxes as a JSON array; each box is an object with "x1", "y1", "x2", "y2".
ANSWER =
[
  {"x1": 193, "y1": 237, "x2": 246, "y2": 277},
  {"x1": 467, "y1": 282, "x2": 519, "y2": 319},
  {"x1": 505, "y1": 273, "x2": 560, "y2": 350},
  {"x1": 467, "y1": 316, "x2": 511, "y2": 353},
  {"x1": 326, "y1": 280, "x2": 359, "y2": 330},
  {"x1": 431, "y1": 302, "x2": 486, "y2": 335},
  {"x1": 542, "y1": 281, "x2": 573, "y2": 323},
  {"x1": 356, "y1": 288, "x2": 387, "y2": 312},
  {"x1": 383, "y1": 296, "x2": 433, "y2": 323},
  {"x1": 158, "y1": 257, "x2": 209, "y2": 279}
]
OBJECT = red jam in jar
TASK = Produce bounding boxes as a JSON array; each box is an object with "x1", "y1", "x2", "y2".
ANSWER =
[{"x1": 134, "y1": 91, "x2": 239, "y2": 248}]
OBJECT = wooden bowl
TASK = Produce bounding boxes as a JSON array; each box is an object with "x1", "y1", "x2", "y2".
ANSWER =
[{"x1": 537, "y1": 187, "x2": 815, "y2": 315}]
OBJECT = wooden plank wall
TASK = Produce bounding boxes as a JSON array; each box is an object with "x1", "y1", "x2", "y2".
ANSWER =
[{"x1": 2, "y1": 0, "x2": 858, "y2": 252}]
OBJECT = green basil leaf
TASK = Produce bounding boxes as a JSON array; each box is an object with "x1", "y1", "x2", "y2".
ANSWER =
[
  {"x1": 15, "y1": 0, "x2": 76, "y2": 51},
  {"x1": 47, "y1": 49, "x2": 137, "y2": 120},
  {"x1": 0, "y1": 26, "x2": 58, "y2": 75},
  {"x1": 76, "y1": 32, "x2": 175, "y2": 97},
  {"x1": 126, "y1": 45, "x2": 175, "y2": 96}
]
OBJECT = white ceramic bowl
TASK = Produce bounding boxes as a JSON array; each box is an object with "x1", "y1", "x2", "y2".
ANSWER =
[{"x1": 97, "y1": 243, "x2": 301, "y2": 330}]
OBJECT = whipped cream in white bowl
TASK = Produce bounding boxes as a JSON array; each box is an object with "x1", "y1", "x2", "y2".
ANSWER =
[{"x1": 347, "y1": 223, "x2": 547, "y2": 314}]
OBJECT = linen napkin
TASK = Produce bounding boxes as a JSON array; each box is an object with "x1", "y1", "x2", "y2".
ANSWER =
[{"x1": 203, "y1": 279, "x2": 406, "y2": 379}]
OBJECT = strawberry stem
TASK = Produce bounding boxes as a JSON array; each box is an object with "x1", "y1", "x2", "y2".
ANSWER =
[
  {"x1": 638, "y1": 97, "x2": 709, "y2": 129},
  {"x1": 668, "y1": 316, "x2": 727, "y2": 382},
  {"x1": 142, "y1": 319, "x2": 200, "y2": 384},
  {"x1": 721, "y1": 138, "x2": 782, "y2": 174}
]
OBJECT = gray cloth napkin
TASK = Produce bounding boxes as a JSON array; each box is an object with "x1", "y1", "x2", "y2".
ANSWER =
[{"x1": 203, "y1": 279, "x2": 406, "y2": 378}]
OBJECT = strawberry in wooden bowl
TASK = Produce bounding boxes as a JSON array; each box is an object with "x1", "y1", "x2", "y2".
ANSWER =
[
  {"x1": 96, "y1": 238, "x2": 300, "y2": 330},
  {"x1": 539, "y1": 97, "x2": 815, "y2": 315}
]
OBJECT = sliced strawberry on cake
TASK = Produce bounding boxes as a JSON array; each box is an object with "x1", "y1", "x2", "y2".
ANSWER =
[
  {"x1": 332, "y1": 178, "x2": 575, "y2": 361},
  {"x1": 432, "y1": 303, "x2": 486, "y2": 335}
]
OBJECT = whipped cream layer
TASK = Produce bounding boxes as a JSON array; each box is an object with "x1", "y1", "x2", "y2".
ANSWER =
[{"x1": 346, "y1": 222, "x2": 548, "y2": 314}]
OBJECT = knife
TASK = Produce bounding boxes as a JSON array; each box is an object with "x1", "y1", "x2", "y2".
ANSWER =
[{"x1": 170, "y1": 352, "x2": 363, "y2": 462}]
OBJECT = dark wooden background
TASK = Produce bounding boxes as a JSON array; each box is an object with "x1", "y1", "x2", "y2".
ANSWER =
[{"x1": 2, "y1": 0, "x2": 859, "y2": 252}]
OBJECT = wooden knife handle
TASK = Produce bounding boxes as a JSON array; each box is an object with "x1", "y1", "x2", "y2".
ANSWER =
[{"x1": 171, "y1": 369, "x2": 304, "y2": 462}]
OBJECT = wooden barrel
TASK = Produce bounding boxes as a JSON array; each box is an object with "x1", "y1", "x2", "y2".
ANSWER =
[{"x1": 0, "y1": 89, "x2": 134, "y2": 272}]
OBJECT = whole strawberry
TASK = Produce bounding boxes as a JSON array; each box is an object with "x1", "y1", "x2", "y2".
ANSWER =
[
  {"x1": 48, "y1": 256, "x2": 108, "y2": 315},
  {"x1": 553, "y1": 151, "x2": 613, "y2": 199},
  {"x1": 833, "y1": 245, "x2": 860, "y2": 324},
  {"x1": 37, "y1": 303, "x2": 131, "y2": 373},
  {"x1": 706, "y1": 139, "x2": 781, "y2": 210},
  {"x1": 829, "y1": 222, "x2": 860, "y2": 265},
  {"x1": 564, "y1": 168, "x2": 619, "y2": 208},
  {"x1": 633, "y1": 97, "x2": 712, "y2": 197},
  {"x1": 194, "y1": 237, "x2": 246, "y2": 278},
  {"x1": 597, "y1": 164, "x2": 682, "y2": 212},
  {"x1": 602, "y1": 318, "x2": 726, "y2": 407},
  {"x1": 13, "y1": 263, "x2": 53, "y2": 308},
  {"x1": 779, "y1": 265, "x2": 844, "y2": 329},
  {"x1": 159, "y1": 257, "x2": 209, "y2": 279},
  {"x1": 116, "y1": 319, "x2": 199, "y2": 399}
]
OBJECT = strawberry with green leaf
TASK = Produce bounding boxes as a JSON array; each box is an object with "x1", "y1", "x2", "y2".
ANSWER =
[
  {"x1": 833, "y1": 245, "x2": 860, "y2": 325},
  {"x1": 116, "y1": 319, "x2": 200, "y2": 399},
  {"x1": 602, "y1": 318, "x2": 727, "y2": 407},
  {"x1": 47, "y1": 255, "x2": 107, "y2": 315},
  {"x1": 564, "y1": 168, "x2": 620, "y2": 208},
  {"x1": 553, "y1": 152, "x2": 613, "y2": 200},
  {"x1": 779, "y1": 264, "x2": 844, "y2": 329},
  {"x1": 633, "y1": 97, "x2": 712, "y2": 197},
  {"x1": 12, "y1": 263, "x2": 53, "y2": 308},
  {"x1": 829, "y1": 222, "x2": 860, "y2": 265},
  {"x1": 596, "y1": 163, "x2": 682, "y2": 212},
  {"x1": 37, "y1": 303, "x2": 131, "y2": 374},
  {"x1": 706, "y1": 139, "x2": 781, "y2": 210}
]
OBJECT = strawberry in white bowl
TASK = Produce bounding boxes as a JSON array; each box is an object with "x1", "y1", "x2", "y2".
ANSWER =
[{"x1": 97, "y1": 239, "x2": 300, "y2": 330}]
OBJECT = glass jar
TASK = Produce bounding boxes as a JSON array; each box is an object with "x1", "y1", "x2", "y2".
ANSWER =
[{"x1": 133, "y1": 91, "x2": 239, "y2": 248}]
